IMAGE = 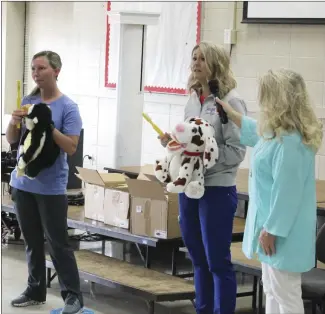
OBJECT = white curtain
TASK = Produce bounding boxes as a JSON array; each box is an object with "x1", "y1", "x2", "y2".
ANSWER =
[{"x1": 106, "y1": 2, "x2": 199, "y2": 94}]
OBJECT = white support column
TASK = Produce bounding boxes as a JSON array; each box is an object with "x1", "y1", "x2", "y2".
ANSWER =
[{"x1": 107, "y1": 11, "x2": 160, "y2": 168}]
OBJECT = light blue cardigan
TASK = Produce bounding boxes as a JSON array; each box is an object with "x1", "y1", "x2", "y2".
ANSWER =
[{"x1": 241, "y1": 116, "x2": 317, "y2": 273}]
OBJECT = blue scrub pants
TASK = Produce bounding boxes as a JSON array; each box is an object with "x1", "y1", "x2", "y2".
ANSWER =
[{"x1": 179, "y1": 186, "x2": 238, "y2": 314}]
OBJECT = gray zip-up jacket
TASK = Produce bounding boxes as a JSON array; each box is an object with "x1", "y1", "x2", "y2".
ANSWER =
[{"x1": 184, "y1": 89, "x2": 247, "y2": 186}]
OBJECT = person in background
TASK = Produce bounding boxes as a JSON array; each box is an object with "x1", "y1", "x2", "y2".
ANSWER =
[
  {"x1": 6, "y1": 50, "x2": 84, "y2": 314},
  {"x1": 160, "y1": 41, "x2": 247, "y2": 314},
  {"x1": 215, "y1": 68, "x2": 323, "y2": 314}
]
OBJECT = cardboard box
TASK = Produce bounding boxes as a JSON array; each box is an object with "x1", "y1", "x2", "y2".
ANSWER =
[
  {"x1": 76, "y1": 165, "x2": 181, "y2": 239},
  {"x1": 122, "y1": 165, "x2": 181, "y2": 240},
  {"x1": 75, "y1": 167, "x2": 129, "y2": 228},
  {"x1": 104, "y1": 187, "x2": 129, "y2": 229}
]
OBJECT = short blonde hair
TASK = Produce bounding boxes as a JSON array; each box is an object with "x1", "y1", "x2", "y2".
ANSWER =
[
  {"x1": 187, "y1": 41, "x2": 236, "y2": 99},
  {"x1": 258, "y1": 68, "x2": 323, "y2": 152}
]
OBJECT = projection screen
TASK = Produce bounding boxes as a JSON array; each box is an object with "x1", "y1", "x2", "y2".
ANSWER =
[{"x1": 242, "y1": 1, "x2": 325, "y2": 24}]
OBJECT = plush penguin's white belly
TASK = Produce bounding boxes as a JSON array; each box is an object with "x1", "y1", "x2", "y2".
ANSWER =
[{"x1": 23, "y1": 132, "x2": 32, "y2": 153}]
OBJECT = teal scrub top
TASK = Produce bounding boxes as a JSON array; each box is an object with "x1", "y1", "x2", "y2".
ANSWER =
[{"x1": 240, "y1": 116, "x2": 317, "y2": 273}]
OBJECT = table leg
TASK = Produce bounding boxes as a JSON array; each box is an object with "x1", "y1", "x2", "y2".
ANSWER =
[
  {"x1": 145, "y1": 246, "x2": 151, "y2": 269},
  {"x1": 47, "y1": 268, "x2": 57, "y2": 288},
  {"x1": 122, "y1": 242, "x2": 126, "y2": 261},
  {"x1": 47, "y1": 268, "x2": 51, "y2": 288},
  {"x1": 252, "y1": 276, "x2": 257, "y2": 309},
  {"x1": 171, "y1": 247, "x2": 177, "y2": 276},
  {"x1": 90, "y1": 282, "x2": 96, "y2": 299},
  {"x1": 135, "y1": 243, "x2": 146, "y2": 264},
  {"x1": 101, "y1": 240, "x2": 105, "y2": 255},
  {"x1": 258, "y1": 278, "x2": 263, "y2": 314},
  {"x1": 244, "y1": 200, "x2": 249, "y2": 218},
  {"x1": 147, "y1": 301, "x2": 155, "y2": 314}
]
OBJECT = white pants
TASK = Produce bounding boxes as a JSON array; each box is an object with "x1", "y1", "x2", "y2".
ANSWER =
[{"x1": 262, "y1": 263, "x2": 304, "y2": 314}]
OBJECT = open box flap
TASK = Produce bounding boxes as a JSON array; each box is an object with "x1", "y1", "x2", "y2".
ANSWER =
[
  {"x1": 140, "y1": 164, "x2": 160, "y2": 182},
  {"x1": 126, "y1": 178, "x2": 165, "y2": 201},
  {"x1": 99, "y1": 173, "x2": 127, "y2": 187},
  {"x1": 76, "y1": 167, "x2": 105, "y2": 186},
  {"x1": 76, "y1": 167, "x2": 128, "y2": 187},
  {"x1": 138, "y1": 164, "x2": 159, "y2": 182},
  {"x1": 141, "y1": 164, "x2": 155, "y2": 175},
  {"x1": 119, "y1": 164, "x2": 159, "y2": 182},
  {"x1": 138, "y1": 173, "x2": 160, "y2": 182}
]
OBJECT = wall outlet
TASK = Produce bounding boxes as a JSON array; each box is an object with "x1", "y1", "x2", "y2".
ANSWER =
[{"x1": 224, "y1": 29, "x2": 237, "y2": 45}]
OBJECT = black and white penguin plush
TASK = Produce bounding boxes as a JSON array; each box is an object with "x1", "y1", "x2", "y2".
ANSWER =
[{"x1": 16, "y1": 103, "x2": 60, "y2": 179}]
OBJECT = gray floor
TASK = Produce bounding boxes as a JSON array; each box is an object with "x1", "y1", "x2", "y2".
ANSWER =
[
  {"x1": 2, "y1": 235, "x2": 315, "y2": 314},
  {"x1": 2, "y1": 234, "x2": 262, "y2": 314}
]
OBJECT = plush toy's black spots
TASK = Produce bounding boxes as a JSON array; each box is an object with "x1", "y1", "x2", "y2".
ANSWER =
[{"x1": 16, "y1": 103, "x2": 60, "y2": 179}]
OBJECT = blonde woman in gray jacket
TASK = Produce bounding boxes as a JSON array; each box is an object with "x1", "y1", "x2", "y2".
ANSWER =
[{"x1": 161, "y1": 42, "x2": 247, "y2": 314}]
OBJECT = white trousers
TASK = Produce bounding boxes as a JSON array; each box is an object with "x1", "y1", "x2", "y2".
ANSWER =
[{"x1": 262, "y1": 263, "x2": 304, "y2": 314}]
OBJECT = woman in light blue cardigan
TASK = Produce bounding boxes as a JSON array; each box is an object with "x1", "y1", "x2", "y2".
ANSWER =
[{"x1": 216, "y1": 68, "x2": 323, "y2": 314}]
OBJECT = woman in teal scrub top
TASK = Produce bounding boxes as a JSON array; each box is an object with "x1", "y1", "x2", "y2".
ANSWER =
[{"x1": 215, "y1": 68, "x2": 323, "y2": 314}]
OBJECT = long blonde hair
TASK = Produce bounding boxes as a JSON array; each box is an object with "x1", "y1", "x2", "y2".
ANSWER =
[
  {"x1": 258, "y1": 68, "x2": 323, "y2": 152},
  {"x1": 187, "y1": 42, "x2": 236, "y2": 99}
]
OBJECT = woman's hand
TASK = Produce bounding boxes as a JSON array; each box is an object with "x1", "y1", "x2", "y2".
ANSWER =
[
  {"x1": 215, "y1": 98, "x2": 235, "y2": 116},
  {"x1": 6, "y1": 109, "x2": 27, "y2": 144},
  {"x1": 215, "y1": 98, "x2": 243, "y2": 128},
  {"x1": 158, "y1": 132, "x2": 171, "y2": 147},
  {"x1": 10, "y1": 109, "x2": 27, "y2": 126},
  {"x1": 259, "y1": 229, "x2": 276, "y2": 256}
]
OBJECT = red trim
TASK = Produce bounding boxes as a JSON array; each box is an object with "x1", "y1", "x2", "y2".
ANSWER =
[
  {"x1": 104, "y1": 1, "x2": 202, "y2": 93},
  {"x1": 144, "y1": 86, "x2": 188, "y2": 95},
  {"x1": 196, "y1": 1, "x2": 202, "y2": 43},
  {"x1": 183, "y1": 151, "x2": 203, "y2": 157},
  {"x1": 104, "y1": 2, "x2": 116, "y2": 88}
]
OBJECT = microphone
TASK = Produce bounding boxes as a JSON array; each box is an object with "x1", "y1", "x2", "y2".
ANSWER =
[{"x1": 208, "y1": 80, "x2": 228, "y2": 124}]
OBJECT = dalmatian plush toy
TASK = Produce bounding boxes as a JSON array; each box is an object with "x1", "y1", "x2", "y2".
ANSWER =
[{"x1": 154, "y1": 117, "x2": 219, "y2": 199}]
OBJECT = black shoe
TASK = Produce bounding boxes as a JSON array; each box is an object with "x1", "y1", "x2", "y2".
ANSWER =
[{"x1": 11, "y1": 294, "x2": 45, "y2": 307}]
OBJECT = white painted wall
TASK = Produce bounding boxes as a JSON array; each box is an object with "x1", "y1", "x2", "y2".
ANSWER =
[
  {"x1": 2, "y1": 1, "x2": 325, "y2": 179},
  {"x1": 20, "y1": 1, "x2": 188, "y2": 171},
  {"x1": 203, "y1": 2, "x2": 325, "y2": 179}
]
